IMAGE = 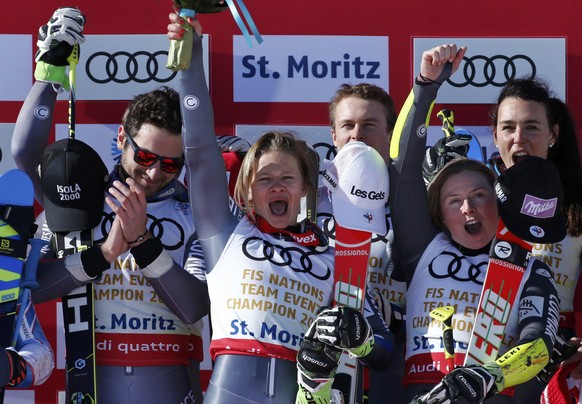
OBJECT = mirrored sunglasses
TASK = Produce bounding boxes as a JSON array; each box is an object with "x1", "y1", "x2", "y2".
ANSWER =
[{"x1": 125, "y1": 133, "x2": 184, "y2": 174}]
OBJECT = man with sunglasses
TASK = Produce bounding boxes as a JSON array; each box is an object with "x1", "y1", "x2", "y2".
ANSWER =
[
  {"x1": 11, "y1": 8, "x2": 209, "y2": 403},
  {"x1": 124, "y1": 133, "x2": 184, "y2": 176}
]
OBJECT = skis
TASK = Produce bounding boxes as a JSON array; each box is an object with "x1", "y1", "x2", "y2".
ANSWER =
[
  {"x1": 304, "y1": 143, "x2": 320, "y2": 223},
  {"x1": 332, "y1": 224, "x2": 372, "y2": 404},
  {"x1": 55, "y1": 42, "x2": 99, "y2": 404},
  {"x1": 0, "y1": 169, "x2": 35, "y2": 402},
  {"x1": 55, "y1": 230, "x2": 98, "y2": 404},
  {"x1": 464, "y1": 219, "x2": 533, "y2": 366},
  {"x1": 436, "y1": 108, "x2": 533, "y2": 366},
  {"x1": 321, "y1": 141, "x2": 388, "y2": 404}
]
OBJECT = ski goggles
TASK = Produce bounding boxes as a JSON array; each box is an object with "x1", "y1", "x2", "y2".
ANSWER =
[{"x1": 125, "y1": 133, "x2": 184, "y2": 174}]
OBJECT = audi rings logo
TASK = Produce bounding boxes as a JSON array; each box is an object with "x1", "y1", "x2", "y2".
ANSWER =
[
  {"x1": 312, "y1": 142, "x2": 337, "y2": 161},
  {"x1": 242, "y1": 236, "x2": 332, "y2": 281},
  {"x1": 447, "y1": 54, "x2": 537, "y2": 88},
  {"x1": 99, "y1": 211, "x2": 185, "y2": 251},
  {"x1": 428, "y1": 251, "x2": 486, "y2": 285},
  {"x1": 184, "y1": 95, "x2": 200, "y2": 110},
  {"x1": 34, "y1": 105, "x2": 50, "y2": 120},
  {"x1": 86, "y1": 51, "x2": 177, "y2": 84},
  {"x1": 320, "y1": 214, "x2": 389, "y2": 244}
]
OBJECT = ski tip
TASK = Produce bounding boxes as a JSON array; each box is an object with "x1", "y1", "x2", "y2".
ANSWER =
[{"x1": 0, "y1": 169, "x2": 34, "y2": 207}]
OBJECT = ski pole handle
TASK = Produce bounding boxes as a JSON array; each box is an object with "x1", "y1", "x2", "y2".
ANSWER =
[
  {"x1": 12, "y1": 238, "x2": 48, "y2": 347},
  {"x1": 430, "y1": 305, "x2": 456, "y2": 373},
  {"x1": 20, "y1": 238, "x2": 47, "y2": 289},
  {"x1": 437, "y1": 109, "x2": 455, "y2": 139},
  {"x1": 442, "y1": 319, "x2": 455, "y2": 370}
]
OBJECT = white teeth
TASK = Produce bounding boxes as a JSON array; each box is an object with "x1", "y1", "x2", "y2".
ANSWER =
[
  {"x1": 514, "y1": 152, "x2": 528, "y2": 157},
  {"x1": 466, "y1": 220, "x2": 478, "y2": 225}
]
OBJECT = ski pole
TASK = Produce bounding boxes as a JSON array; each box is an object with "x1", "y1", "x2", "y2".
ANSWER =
[
  {"x1": 11, "y1": 238, "x2": 47, "y2": 347},
  {"x1": 67, "y1": 44, "x2": 78, "y2": 140},
  {"x1": 437, "y1": 109, "x2": 455, "y2": 139},
  {"x1": 437, "y1": 108, "x2": 472, "y2": 151},
  {"x1": 430, "y1": 305, "x2": 456, "y2": 373}
]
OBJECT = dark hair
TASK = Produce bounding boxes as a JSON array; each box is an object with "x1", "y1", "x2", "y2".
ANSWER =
[
  {"x1": 427, "y1": 158, "x2": 497, "y2": 233},
  {"x1": 122, "y1": 86, "x2": 182, "y2": 138},
  {"x1": 491, "y1": 78, "x2": 582, "y2": 236},
  {"x1": 234, "y1": 131, "x2": 317, "y2": 217},
  {"x1": 329, "y1": 83, "x2": 396, "y2": 131}
]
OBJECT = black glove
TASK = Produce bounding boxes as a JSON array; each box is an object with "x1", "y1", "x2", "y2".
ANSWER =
[
  {"x1": 297, "y1": 321, "x2": 342, "y2": 396},
  {"x1": 315, "y1": 305, "x2": 374, "y2": 357},
  {"x1": 412, "y1": 365, "x2": 498, "y2": 404},
  {"x1": 0, "y1": 348, "x2": 27, "y2": 387},
  {"x1": 422, "y1": 131, "x2": 472, "y2": 186}
]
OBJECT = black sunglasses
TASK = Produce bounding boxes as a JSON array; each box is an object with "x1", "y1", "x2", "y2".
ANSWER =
[{"x1": 125, "y1": 133, "x2": 184, "y2": 174}]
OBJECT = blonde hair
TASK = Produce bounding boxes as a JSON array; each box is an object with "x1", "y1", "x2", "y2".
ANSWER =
[{"x1": 233, "y1": 131, "x2": 318, "y2": 217}]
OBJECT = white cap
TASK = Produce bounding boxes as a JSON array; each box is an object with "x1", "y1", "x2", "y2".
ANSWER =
[{"x1": 321, "y1": 141, "x2": 389, "y2": 234}]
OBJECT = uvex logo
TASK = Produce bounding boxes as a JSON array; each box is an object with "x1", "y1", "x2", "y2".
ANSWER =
[
  {"x1": 292, "y1": 233, "x2": 317, "y2": 244},
  {"x1": 350, "y1": 186, "x2": 385, "y2": 201}
]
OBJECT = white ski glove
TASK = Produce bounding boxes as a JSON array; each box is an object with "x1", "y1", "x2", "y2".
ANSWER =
[
  {"x1": 34, "y1": 7, "x2": 85, "y2": 90},
  {"x1": 36, "y1": 7, "x2": 86, "y2": 63}
]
